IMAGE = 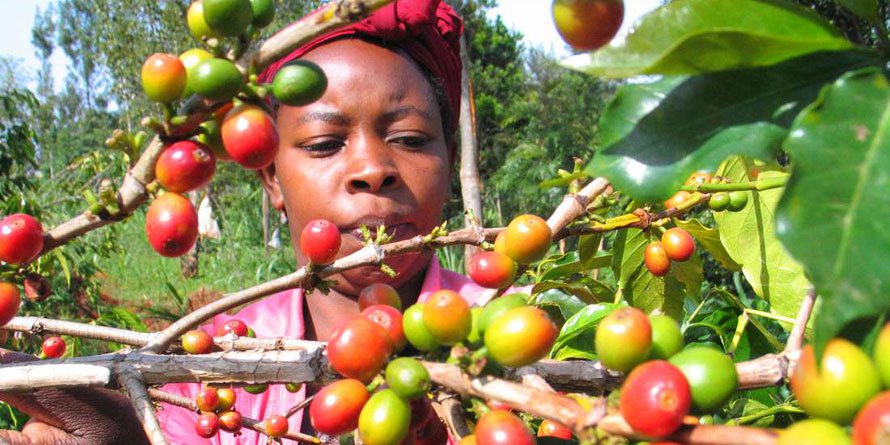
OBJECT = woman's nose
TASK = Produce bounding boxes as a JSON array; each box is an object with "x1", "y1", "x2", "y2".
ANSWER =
[{"x1": 344, "y1": 136, "x2": 402, "y2": 193}]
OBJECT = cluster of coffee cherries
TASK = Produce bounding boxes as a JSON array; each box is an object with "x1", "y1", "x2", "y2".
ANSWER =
[
  {"x1": 193, "y1": 385, "x2": 244, "y2": 438},
  {"x1": 181, "y1": 318, "x2": 300, "y2": 439},
  {"x1": 643, "y1": 227, "x2": 696, "y2": 277},
  {"x1": 318, "y1": 283, "x2": 564, "y2": 445},
  {"x1": 664, "y1": 172, "x2": 749, "y2": 214},
  {"x1": 466, "y1": 214, "x2": 552, "y2": 289},
  {"x1": 590, "y1": 307, "x2": 739, "y2": 438},
  {"x1": 780, "y1": 323, "x2": 890, "y2": 444},
  {"x1": 142, "y1": 0, "x2": 327, "y2": 259}
]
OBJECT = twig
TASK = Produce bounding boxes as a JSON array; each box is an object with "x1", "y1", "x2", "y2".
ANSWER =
[
  {"x1": 546, "y1": 177, "x2": 610, "y2": 234},
  {"x1": 0, "y1": 349, "x2": 327, "y2": 391},
  {"x1": 249, "y1": 0, "x2": 395, "y2": 71},
  {"x1": 145, "y1": 177, "x2": 614, "y2": 353},
  {"x1": 431, "y1": 392, "x2": 472, "y2": 440},
  {"x1": 39, "y1": 136, "x2": 164, "y2": 253},
  {"x1": 458, "y1": 33, "x2": 483, "y2": 269},
  {"x1": 3, "y1": 316, "x2": 154, "y2": 346},
  {"x1": 120, "y1": 369, "x2": 169, "y2": 445},
  {"x1": 285, "y1": 394, "x2": 313, "y2": 419},
  {"x1": 509, "y1": 360, "x2": 622, "y2": 392},
  {"x1": 598, "y1": 414, "x2": 778, "y2": 445},
  {"x1": 2, "y1": 316, "x2": 325, "y2": 354},
  {"x1": 426, "y1": 361, "x2": 780, "y2": 444},
  {"x1": 784, "y1": 287, "x2": 816, "y2": 354},
  {"x1": 148, "y1": 388, "x2": 320, "y2": 443},
  {"x1": 0, "y1": 363, "x2": 111, "y2": 390}
]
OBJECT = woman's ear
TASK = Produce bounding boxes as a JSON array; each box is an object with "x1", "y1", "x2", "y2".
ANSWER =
[{"x1": 257, "y1": 163, "x2": 286, "y2": 211}]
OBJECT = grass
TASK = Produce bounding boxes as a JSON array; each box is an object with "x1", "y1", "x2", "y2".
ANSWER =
[{"x1": 96, "y1": 199, "x2": 297, "y2": 313}]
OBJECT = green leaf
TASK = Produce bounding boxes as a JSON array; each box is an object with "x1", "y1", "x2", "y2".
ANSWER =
[
  {"x1": 52, "y1": 249, "x2": 71, "y2": 287},
  {"x1": 551, "y1": 302, "x2": 623, "y2": 357},
  {"x1": 836, "y1": 0, "x2": 879, "y2": 23},
  {"x1": 714, "y1": 159, "x2": 810, "y2": 322},
  {"x1": 585, "y1": 50, "x2": 878, "y2": 202},
  {"x1": 675, "y1": 219, "x2": 741, "y2": 271},
  {"x1": 562, "y1": 0, "x2": 851, "y2": 78},
  {"x1": 533, "y1": 289, "x2": 589, "y2": 320},
  {"x1": 715, "y1": 290, "x2": 785, "y2": 354},
  {"x1": 552, "y1": 341, "x2": 597, "y2": 361},
  {"x1": 578, "y1": 233, "x2": 603, "y2": 264},
  {"x1": 611, "y1": 228, "x2": 700, "y2": 318},
  {"x1": 726, "y1": 398, "x2": 775, "y2": 427},
  {"x1": 532, "y1": 278, "x2": 613, "y2": 305},
  {"x1": 775, "y1": 68, "x2": 890, "y2": 352},
  {"x1": 538, "y1": 251, "x2": 611, "y2": 282}
]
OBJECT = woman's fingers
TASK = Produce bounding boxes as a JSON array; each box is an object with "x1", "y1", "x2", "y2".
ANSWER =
[{"x1": 0, "y1": 348, "x2": 150, "y2": 445}]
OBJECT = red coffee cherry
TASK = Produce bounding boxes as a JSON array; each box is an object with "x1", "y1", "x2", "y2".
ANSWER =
[
  {"x1": 552, "y1": 0, "x2": 624, "y2": 51},
  {"x1": 264, "y1": 414, "x2": 289, "y2": 438},
  {"x1": 41, "y1": 336, "x2": 66, "y2": 359},
  {"x1": 300, "y1": 219, "x2": 341, "y2": 265},
  {"x1": 215, "y1": 319, "x2": 249, "y2": 337},
  {"x1": 0, "y1": 213, "x2": 44, "y2": 265},
  {"x1": 327, "y1": 316, "x2": 394, "y2": 382},
  {"x1": 215, "y1": 387, "x2": 237, "y2": 411},
  {"x1": 853, "y1": 391, "x2": 890, "y2": 445},
  {"x1": 620, "y1": 360, "x2": 691, "y2": 438},
  {"x1": 0, "y1": 282, "x2": 22, "y2": 327},
  {"x1": 309, "y1": 378, "x2": 370, "y2": 435},
  {"x1": 663, "y1": 191, "x2": 691, "y2": 209},
  {"x1": 195, "y1": 386, "x2": 219, "y2": 412},
  {"x1": 474, "y1": 410, "x2": 535, "y2": 445},
  {"x1": 358, "y1": 283, "x2": 402, "y2": 311},
  {"x1": 155, "y1": 140, "x2": 216, "y2": 194},
  {"x1": 467, "y1": 251, "x2": 518, "y2": 289},
  {"x1": 501, "y1": 214, "x2": 552, "y2": 264},
  {"x1": 791, "y1": 339, "x2": 880, "y2": 424},
  {"x1": 423, "y1": 290, "x2": 472, "y2": 345},
  {"x1": 182, "y1": 329, "x2": 214, "y2": 354},
  {"x1": 195, "y1": 412, "x2": 220, "y2": 438},
  {"x1": 661, "y1": 228, "x2": 696, "y2": 262},
  {"x1": 537, "y1": 419, "x2": 573, "y2": 439},
  {"x1": 361, "y1": 304, "x2": 406, "y2": 352},
  {"x1": 484, "y1": 306, "x2": 558, "y2": 368},
  {"x1": 221, "y1": 104, "x2": 279, "y2": 170},
  {"x1": 218, "y1": 410, "x2": 243, "y2": 434},
  {"x1": 145, "y1": 193, "x2": 198, "y2": 258},
  {"x1": 595, "y1": 306, "x2": 652, "y2": 372},
  {"x1": 644, "y1": 241, "x2": 671, "y2": 276},
  {"x1": 141, "y1": 53, "x2": 186, "y2": 103}
]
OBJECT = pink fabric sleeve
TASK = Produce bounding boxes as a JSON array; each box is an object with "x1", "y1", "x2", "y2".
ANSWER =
[{"x1": 158, "y1": 289, "x2": 307, "y2": 444}]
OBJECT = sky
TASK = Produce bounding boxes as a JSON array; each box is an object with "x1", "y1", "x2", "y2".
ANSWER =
[{"x1": 0, "y1": 0, "x2": 660, "y2": 93}]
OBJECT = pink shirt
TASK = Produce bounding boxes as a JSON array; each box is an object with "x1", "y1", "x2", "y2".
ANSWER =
[{"x1": 158, "y1": 260, "x2": 501, "y2": 444}]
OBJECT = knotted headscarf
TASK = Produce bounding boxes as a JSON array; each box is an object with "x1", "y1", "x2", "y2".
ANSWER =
[{"x1": 258, "y1": 0, "x2": 463, "y2": 134}]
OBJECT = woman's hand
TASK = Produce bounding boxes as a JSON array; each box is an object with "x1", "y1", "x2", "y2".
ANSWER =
[{"x1": 0, "y1": 348, "x2": 151, "y2": 445}]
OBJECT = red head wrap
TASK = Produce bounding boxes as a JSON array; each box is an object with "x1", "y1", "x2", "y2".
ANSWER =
[{"x1": 258, "y1": 0, "x2": 463, "y2": 134}]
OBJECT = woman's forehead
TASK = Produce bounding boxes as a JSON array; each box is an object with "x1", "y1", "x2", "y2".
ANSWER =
[{"x1": 279, "y1": 40, "x2": 442, "y2": 120}]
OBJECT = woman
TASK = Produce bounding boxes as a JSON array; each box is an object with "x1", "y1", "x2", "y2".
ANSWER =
[{"x1": 0, "y1": 0, "x2": 488, "y2": 443}]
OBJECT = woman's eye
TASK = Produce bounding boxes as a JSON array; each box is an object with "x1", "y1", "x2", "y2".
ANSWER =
[
  {"x1": 302, "y1": 140, "x2": 343, "y2": 153},
  {"x1": 390, "y1": 135, "x2": 428, "y2": 149}
]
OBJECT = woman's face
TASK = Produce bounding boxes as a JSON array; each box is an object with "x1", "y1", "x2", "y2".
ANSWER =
[{"x1": 260, "y1": 38, "x2": 452, "y2": 297}]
